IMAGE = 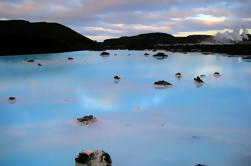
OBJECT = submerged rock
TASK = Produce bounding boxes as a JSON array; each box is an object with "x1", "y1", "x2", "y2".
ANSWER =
[
  {"x1": 75, "y1": 150, "x2": 112, "y2": 166},
  {"x1": 153, "y1": 52, "x2": 168, "y2": 59},
  {"x1": 100, "y1": 52, "x2": 110, "y2": 56},
  {"x1": 68, "y1": 57, "x2": 74, "y2": 60},
  {"x1": 154, "y1": 80, "x2": 173, "y2": 87},
  {"x1": 26, "y1": 59, "x2": 34, "y2": 62},
  {"x1": 175, "y1": 73, "x2": 182, "y2": 79},
  {"x1": 144, "y1": 53, "x2": 149, "y2": 56},
  {"x1": 195, "y1": 164, "x2": 206, "y2": 166},
  {"x1": 194, "y1": 76, "x2": 204, "y2": 84},
  {"x1": 8, "y1": 97, "x2": 16, "y2": 104},
  {"x1": 77, "y1": 115, "x2": 97, "y2": 126},
  {"x1": 213, "y1": 72, "x2": 221, "y2": 78},
  {"x1": 200, "y1": 74, "x2": 206, "y2": 78}
]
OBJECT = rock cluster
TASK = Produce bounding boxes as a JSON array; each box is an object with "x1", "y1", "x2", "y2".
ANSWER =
[{"x1": 75, "y1": 150, "x2": 112, "y2": 166}]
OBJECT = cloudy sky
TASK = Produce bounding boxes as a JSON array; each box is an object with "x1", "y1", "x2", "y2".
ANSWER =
[{"x1": 0, "y1": 0, "x2": 251, "y2": 41}]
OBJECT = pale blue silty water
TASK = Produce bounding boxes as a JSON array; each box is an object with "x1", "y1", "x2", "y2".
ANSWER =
[{"x1": 0, "y1": 50, "x2": 251, "y2": 166}]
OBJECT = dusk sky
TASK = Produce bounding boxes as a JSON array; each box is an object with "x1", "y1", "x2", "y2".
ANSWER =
[{"x1": 1, "y1": 0, "x2": 251, "y2": 41}]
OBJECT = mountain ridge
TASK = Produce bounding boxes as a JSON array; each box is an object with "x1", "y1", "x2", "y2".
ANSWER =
[{"x1": 0, "y1": 20, "x2": 250, "y2": 56}]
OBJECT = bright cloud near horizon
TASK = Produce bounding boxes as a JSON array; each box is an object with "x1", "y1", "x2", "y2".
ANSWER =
[{"x1": 0, "y1": 0, "x2": 251, "y2": 41}]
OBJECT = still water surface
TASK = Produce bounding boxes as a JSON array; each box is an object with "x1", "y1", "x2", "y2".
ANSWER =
[{"x1": 0, "y1": 50, "x2": 251, "y2": 166}]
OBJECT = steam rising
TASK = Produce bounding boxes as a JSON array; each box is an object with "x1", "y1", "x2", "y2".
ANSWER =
[{"x1": 214, "y1": 28, "x2": 249, "y2": 43}]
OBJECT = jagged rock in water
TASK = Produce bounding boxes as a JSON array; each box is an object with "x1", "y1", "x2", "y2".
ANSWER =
[
  {"x1": 153, "y1": 52, "x2": 168, "y2": 59},
  {"x1": 195, "y1": 164, "x2": 206, "y2": 166},
  {"x1": 114, "y1": 75, "x2": 120, "y2": 81},
  {"x1": 77, "y1": 115, "x2": 97, "y2": 126},
  {"x1": 38, "y1": 63, "x2": 42, "y2": 66},
  {"x1": 194, "y1": 76, "x2": 204, "y2": 84},
  {"x1": 100, "y1": 52, "x2": 110, "y2": 56},
  {"x1": 68, "y1": 57, "x2": 74, "y2": 60},
  {"x1": 154, "y1": 80, "x2": 173, "y2": 87},
  {"x1": 213, "y1": 72, "x2": 221, "y2": 78},
  {"x1": 8, "y1": 97, "x2": 16, "y2": 104},
  {"x1": 144, "y1": 53, "x2": 149, "y2": 56},
  {"x1": 175, "y1": 73, "x2": 182, "y2": 79},
  {"x1": 75, "y1": 150, "x2": 112, "y2": 166},
  {"x1": 26, "y1": 59, "x2": 34, "y2": 62}
]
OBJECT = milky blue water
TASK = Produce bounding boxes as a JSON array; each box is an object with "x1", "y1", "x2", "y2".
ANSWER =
[{"x1": 0, "y1": 50, "x2": 251, "y2": 166}]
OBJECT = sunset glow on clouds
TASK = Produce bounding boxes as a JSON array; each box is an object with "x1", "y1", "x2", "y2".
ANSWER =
[{"x1": 0, "y1": 0, "x2": 251, "y2": 41}]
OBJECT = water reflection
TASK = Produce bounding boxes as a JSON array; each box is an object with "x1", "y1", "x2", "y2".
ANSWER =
[{"x1": 0, "y1": 50, "x2": 251, "y2": 166}]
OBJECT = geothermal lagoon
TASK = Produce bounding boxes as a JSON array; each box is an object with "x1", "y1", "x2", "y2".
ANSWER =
[{"x1": 0, "y1": 50, "x2": 251, "y2": 166}]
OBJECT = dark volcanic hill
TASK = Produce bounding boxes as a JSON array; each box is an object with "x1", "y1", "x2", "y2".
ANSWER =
[
  {"x1": 103, "y1": 33, "x2": 176, "y2": 49},
  {"x1": 0, "y1": 20, "x2": 99, "y2": 56},
  {"x1": 103, "y1": 32, "x2": 212, "y2": 49}
]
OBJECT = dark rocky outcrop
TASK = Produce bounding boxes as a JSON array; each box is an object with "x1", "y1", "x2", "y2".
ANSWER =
[
  {"x1": 38, "y1": 63, "x2": 42, "y2": 66},
  {"x1": 144, "y1": 53, "x2": 149, "y2": 56},
  {"x1": 0, "y1": 20, "x2": 100, "y2": 56},
  {"x1": 8, "y1": 97, "x2": 16, "y2": 104},
  {"x1": 175, "y1": 73, "x2": 182, "y2": 79},
  {"x1": 68, "y1": 57, "x2": 74, "y2": 60},
  {"x1": 154, "y1": 80, "x2": 173, "y2": 87},
  {"x1": 114, "y1": 76, "x2": 120, "y2": 80},
  {"x1": 75, "y1": 150, "x2": 112, "y2": 166},
  {"x1": 77, "y1": 115, "x2": 97, "y2": 126},
  {"x1": 153, "y1": 52, "x2": 168, "y2": 58},
  {"x1": 194, "y1": 76, "x2": 204, "y2": 84},
  {"x1": 100, "y1": 52, "x2": 110, "y2": 56},
  {"x1": 213, "y1": 72, "x2": 221, "y2": 77}
]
